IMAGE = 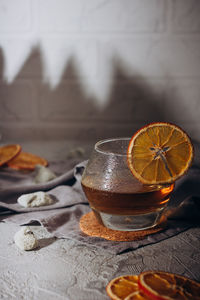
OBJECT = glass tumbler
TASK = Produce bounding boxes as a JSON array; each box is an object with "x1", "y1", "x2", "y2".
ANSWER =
[{"x1": 81, "y1": 138, "x2": 174, "y2": 231}]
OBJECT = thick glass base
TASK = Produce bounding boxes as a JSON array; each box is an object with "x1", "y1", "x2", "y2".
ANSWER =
[{"x1": 95, "y1": 209, "x2": 165, "y2": 231}]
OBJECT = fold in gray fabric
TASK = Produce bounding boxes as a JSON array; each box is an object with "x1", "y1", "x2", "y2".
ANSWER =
[{"x1": 0, "y1": 158, "x2": 200, "y2": 255}]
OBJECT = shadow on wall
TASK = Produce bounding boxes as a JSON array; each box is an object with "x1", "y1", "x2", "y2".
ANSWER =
[{"x1": 0, "y1": 46, "x2": 178, "y2": 143}]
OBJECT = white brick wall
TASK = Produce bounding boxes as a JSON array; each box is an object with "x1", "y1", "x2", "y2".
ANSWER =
[
  {"x1": 0, "y1": 0, "x2": 32, "y2": 32},
  {"x1": 39, "y1": 0, "x2": 167, "y2": 33},
  {"x1": 0, "y1": 0, "x2": 200, "y2": 144}
]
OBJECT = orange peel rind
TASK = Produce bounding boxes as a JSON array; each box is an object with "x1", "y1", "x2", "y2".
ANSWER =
[{"x1": 125, "y1": 291, "x2": 149, "y2": 300}]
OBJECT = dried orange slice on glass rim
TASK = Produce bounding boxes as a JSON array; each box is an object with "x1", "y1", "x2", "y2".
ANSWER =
[
  {"x1": 7, "y1": 151, "x2": 48, "y2": 170},
  {"x1": 0, "y1": 144, "x2": 21, "y2": 167},
  {"x1": 127, "y1": 122, "x2": 193, "y2": 185},
  {"x1": 138, "y1": 271, "x2": 200, "y2": 300},
  {"x1": 106, "y1": 275, "x2": 139, "y2": 300}
]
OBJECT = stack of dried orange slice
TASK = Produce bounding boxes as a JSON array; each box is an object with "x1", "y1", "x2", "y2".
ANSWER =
[
  {"x1": 0, "y1": 144, "x2": 48, "y2": 171},
  {"x1": 106, "y1": 271, "x2": 200, "y2": 299}
]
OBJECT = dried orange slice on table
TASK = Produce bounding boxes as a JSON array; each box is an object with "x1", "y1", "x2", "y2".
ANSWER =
[
  {"x1": 138, "y1": 271, "x2": 200, "y2": 300},
  {"x1": 106, "y1": 271, "x2": 200, "y2": 300},
  {"x1": 106, "y1": 275, "x2": 139, "y2": 300},
  {"x1": 0, "y1": 144, "x2": 21, "y2": 167},
  {"x1": 7, "y1": 151, "x2": 48, "y2": 170},
  {"x1": 127, "y1": 122, "x2": 193, "y2": 185}
]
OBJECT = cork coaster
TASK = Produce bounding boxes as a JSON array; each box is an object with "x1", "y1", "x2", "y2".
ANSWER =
[{"x1": 79, "y1": 211, "x2": 167, "y2": 242}]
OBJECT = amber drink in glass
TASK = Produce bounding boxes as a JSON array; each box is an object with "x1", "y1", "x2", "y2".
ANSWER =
[{"x1": 81, "y1": 138, "x2": 174, "y2": 231}]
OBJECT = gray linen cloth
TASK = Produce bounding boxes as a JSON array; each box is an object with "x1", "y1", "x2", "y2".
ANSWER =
[{"x1": 0, "y1": 155, "x2": 200, "y2": 255}]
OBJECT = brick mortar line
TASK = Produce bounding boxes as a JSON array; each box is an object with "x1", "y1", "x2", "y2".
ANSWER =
[
  {"x1": 1, "y1": 77, "x2": 200, "y2": 84},
  {"x1": 0, "y1": 33, "x2": 200, "y2": 39}
]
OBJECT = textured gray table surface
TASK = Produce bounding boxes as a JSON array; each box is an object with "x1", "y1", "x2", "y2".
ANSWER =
[
  {"x1": 0, "y1": 223, "x2": 200, "y2": 300},
  {"x1": 0, "y1": 140, "x2": 200, "y2": 300}
]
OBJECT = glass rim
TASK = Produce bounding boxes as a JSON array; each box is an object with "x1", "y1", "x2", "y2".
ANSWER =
[{"x1": 95, "y1": 137, "x2": 131, "y2": 156}]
